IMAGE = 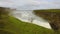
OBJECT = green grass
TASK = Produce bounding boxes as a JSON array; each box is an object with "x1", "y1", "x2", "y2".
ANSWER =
[
  {"x1": 34, "y1": 9, "x2": 60, "y2": 12},
  {"x1": 1, "y1": 16, "x2": 54, "y2": 34},
  {"x1": 33, "y1": 9, "x2": 60, "y2": 21}
]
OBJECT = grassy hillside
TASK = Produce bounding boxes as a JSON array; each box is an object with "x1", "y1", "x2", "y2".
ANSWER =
[
  {"x1": 33, "y1": 9, "x2": 60, "y2": 20},
  {"x1": 0, "y1": 16, "x2": 54, "y2": 34},
  {"x1": 34, "y1": 9, "x2": 60, "y2": 12}
]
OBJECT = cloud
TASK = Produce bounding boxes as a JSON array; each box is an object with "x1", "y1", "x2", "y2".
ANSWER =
[
  {"x1": 0, "y1": 0, "x2": 60, "y2": 10},
  {"x1": 16, "y1": 0, "x2": 60, "y2": 10}
]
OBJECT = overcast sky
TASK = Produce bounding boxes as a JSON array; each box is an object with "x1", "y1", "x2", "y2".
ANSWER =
[{"x1": 0, "y1": 0, "x2": 60, "y2": 10}]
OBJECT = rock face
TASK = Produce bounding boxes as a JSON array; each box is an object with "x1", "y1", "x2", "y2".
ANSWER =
[{"x1": 33, "y1": 9, "x2": 60, "y2": 31}]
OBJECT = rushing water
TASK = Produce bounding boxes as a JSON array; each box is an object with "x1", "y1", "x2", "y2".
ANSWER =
[{"x1": 12, "y1": 10, "x2": 51, "y2": 29}]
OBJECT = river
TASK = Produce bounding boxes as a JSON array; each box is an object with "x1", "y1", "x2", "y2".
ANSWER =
[{"x1": 12, "y1": 10, "x2": 51, "y2": 29}]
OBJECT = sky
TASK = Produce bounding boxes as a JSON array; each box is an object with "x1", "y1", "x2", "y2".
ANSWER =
[{"x1": 0, "y1": 0, "x2": 60, "y2": 10}]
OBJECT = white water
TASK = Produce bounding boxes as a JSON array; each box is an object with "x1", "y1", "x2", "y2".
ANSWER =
[{"x1": 12, "y1": 10, "x2": 51, "y2": 29}]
